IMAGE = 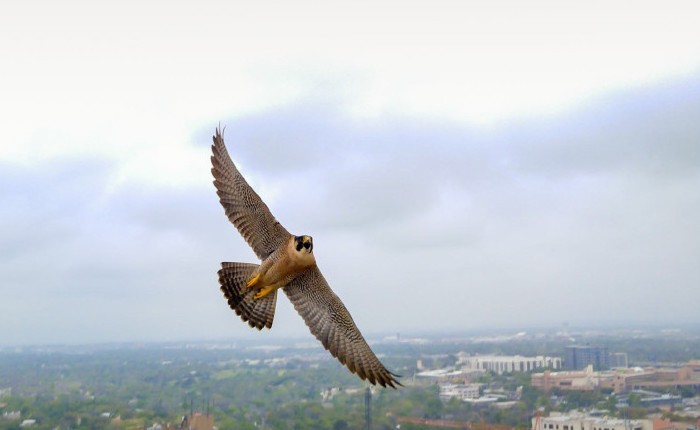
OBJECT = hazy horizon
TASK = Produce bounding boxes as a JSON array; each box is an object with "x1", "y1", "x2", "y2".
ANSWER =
[{"x1": 3, "y1": 321, "x2": 700, "y2": 349}]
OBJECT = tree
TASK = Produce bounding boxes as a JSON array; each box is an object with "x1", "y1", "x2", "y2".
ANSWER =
[
  {"x1": 423, "y1": 397, "x2": 444, "y2": 419},
  {"x1": 333, "y1": 419, "x2": 349, "y2": 430},
  {"x1": 626, "y1": 393, "x2": 642, "y2": 408}
]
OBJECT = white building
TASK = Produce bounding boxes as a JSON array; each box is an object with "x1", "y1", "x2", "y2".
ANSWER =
[
  {"x1": 2, "y1": 411, "x2": 21, "y2": 420},
  {"x1": 533, "y1": 412, "x2": 653, "y2": 430},
  {"x1": 458, "y1": 354, "x2": 561, "y2": 374},
  {"x1": 439, "y1": 383, "x2": 481, "y2": 401}
]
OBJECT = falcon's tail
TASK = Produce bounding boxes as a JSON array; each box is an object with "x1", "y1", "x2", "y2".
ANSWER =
[{"x1": 218, "y1": 262, "x2": 277, "y2": 330}]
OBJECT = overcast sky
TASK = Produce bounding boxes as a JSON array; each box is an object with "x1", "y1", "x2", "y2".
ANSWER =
[{"x1": 1, "y1": 0, "x2": 699, "y2": 346}]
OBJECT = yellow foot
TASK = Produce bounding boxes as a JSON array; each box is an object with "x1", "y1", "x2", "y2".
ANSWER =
[
  {"x1": 254, "y1": 286, "x2": 274, "y2": 300},
  {"x1": 246, "y1": 273, "x2": 260, "y2": 288}
]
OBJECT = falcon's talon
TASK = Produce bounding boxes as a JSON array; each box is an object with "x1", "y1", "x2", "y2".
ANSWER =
[
  {"x1": 254, "y1": 286, "x2": 274, "y2": 300},
  {"x1": 246, "y1": 273, "x2": 260, "y2": 288}
]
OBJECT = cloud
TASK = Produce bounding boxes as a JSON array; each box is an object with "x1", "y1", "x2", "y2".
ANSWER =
[
  {"x1": 0, "y1": 157, "x2": 235, "y2": 344},
  {"x1": 506, "y1": 77, "x2": 700, "y2": 179},
  {"x1": 2, "y1": 74, "x2": 700, "y2": 345}
]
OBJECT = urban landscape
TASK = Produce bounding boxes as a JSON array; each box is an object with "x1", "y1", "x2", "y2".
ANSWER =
[{"x1": 1, "y1": 326, "x2": 699, "y2": 430}]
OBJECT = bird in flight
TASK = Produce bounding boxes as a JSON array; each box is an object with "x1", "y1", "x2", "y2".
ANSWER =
[{"x1": 210, "y1": 127, "x2": 401, "y2": 388}]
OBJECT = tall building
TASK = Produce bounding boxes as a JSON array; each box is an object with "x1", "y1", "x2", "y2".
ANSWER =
[
  {"x1": 564, "y1": 345, "x2": 609, "y2": 371},
  {"x1": 609, "y1": 352, "x2": 628, "y2": 368}
]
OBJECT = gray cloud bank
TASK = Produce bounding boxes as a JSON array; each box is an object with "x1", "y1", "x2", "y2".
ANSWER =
[{"x1": 2, "y1": 76, "x2": 699, "y2": 345}]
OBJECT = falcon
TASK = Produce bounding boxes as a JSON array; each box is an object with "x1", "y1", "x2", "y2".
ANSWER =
[{"x1": 210, "y1": 127, "x2": 401, "y2": 388}]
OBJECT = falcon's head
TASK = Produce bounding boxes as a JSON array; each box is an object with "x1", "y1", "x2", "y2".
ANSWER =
[{"x1": 294, "y1": 235, "x2": 314, "y2": 254}]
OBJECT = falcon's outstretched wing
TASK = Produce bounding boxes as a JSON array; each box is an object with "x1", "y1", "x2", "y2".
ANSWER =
[
  {"x1": 283, "y1": 267, "x2": 402, "y2": 388},
  {"x1": 211, "y1": 128, "x2": 290, "y2": 260}
]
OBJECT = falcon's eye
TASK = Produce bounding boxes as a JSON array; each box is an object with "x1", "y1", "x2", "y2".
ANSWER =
[{"x1": 303, "y1": 242, "x2": 311, "y2": 249}]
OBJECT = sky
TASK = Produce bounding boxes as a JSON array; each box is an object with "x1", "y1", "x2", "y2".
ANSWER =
[{"x1": 1, "y1": 0, "x2": 699, "y2": 345}]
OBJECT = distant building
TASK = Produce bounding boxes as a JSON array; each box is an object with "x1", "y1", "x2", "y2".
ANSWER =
[
  {"x1": 531, "y1": 365, "x2": 598, "y2": 391},
  {"x1": 621, "y1": 360, "x2": 700, "y2": 391},
  {"x1": 532, "y1": 360, "x2": 700, "y2": 393},
  {"x1": 180, "y1": 413, "x2": 213, "y2": 430},
  {"x1": 639, "y1": 393, "x2": 682, "y2": 408},
  {"x1": 2, "y1": 411, "x2": 21, "y2": 420},
  {"x1": 533, "y1": 412, "x2": 652, "y2": 430},
  {"x1": 651, "y1": 418, "x2": 695, "y2": 430},
  {"x1": 416, "y1": 368, "x2": 480, "y2": 384},
  {"x1": 609, "y1": 352, "x2": 628, "y2": 369},
  {"x1": 564, "y1": 346, "x2": 609, "y2": 371},
  {"x1": 457, "y1": 354, "x2": 561, "y2": 374},
  {"x1": 439, "y1": 383, "x2": 481, "y2": 401}
]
